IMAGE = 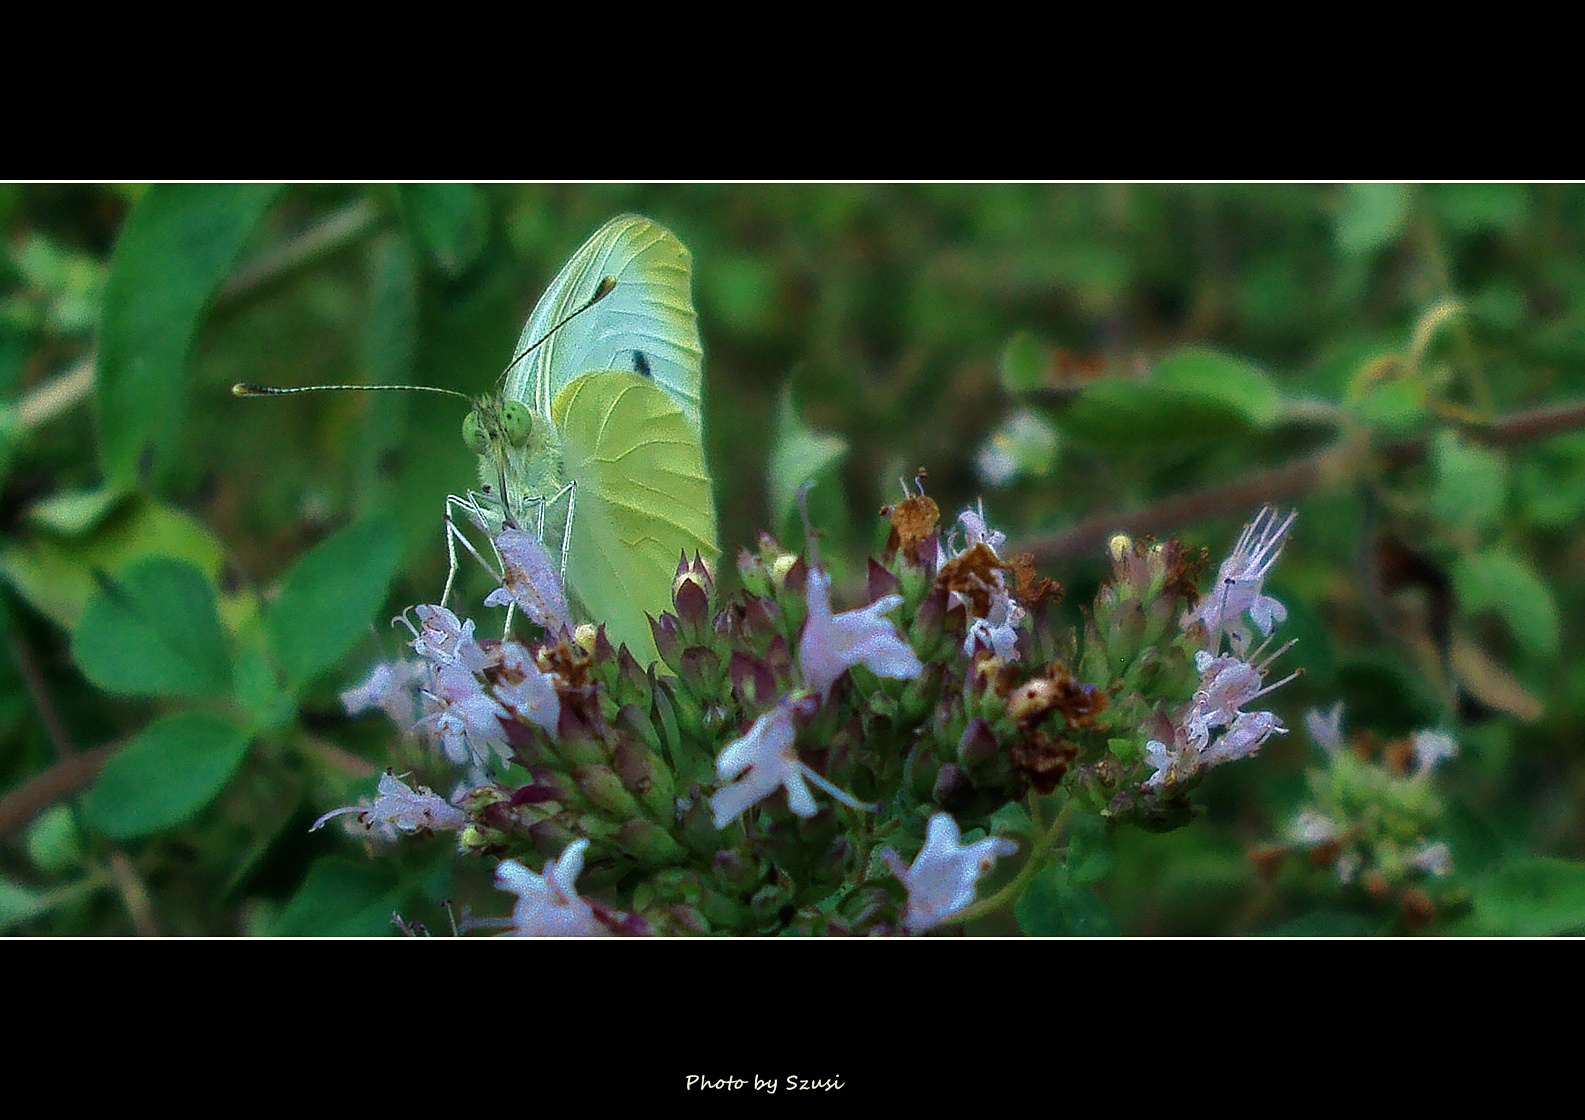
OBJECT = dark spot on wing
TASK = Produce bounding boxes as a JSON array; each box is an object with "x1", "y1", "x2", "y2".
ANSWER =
[{"x1": 631, "y1": 351, "x2": 652, "y2": 378}]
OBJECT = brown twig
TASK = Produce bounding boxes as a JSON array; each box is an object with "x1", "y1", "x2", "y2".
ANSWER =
[
  {"x1": 11, "y1": 197, "x2": 379, "y2": 434},
  {"x1": 1015, "y1": 398, "x2": 1585, "y2": 564},
  {"x1": 0, "y1": 743, "x2": 117, "y2": 839},
  {"x1": 108, "y1": 850, "x2": 161, "y2": 937},
  {"x1": 7, "y1": 633, "x2": 77, "y2": 759}
]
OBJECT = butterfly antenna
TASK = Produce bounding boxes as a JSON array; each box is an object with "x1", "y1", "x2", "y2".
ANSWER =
[
  {"x1": 232, "y1": 381, "x2": 471, "y2": 401},
  {"x1": 498, "y1": 276, "x2": 617, "y2": 381}
]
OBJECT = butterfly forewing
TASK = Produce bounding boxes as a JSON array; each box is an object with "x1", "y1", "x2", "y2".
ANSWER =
[{"x1": 503, "y1": 215, "x2": 703, "y2": 437}]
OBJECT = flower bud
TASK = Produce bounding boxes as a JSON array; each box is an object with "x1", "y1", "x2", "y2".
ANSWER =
[
  {"x1": 457, "y1": 823, "x2": 507, "y2": 856},
  {"x1": 612, "y1": 729, "x2": 675, "y2": 823},
  {"x1": 676, "y1": 786, "x2": 721, "y2": 857},
  {"x1": 572, "y1": 763, "x2": 644, "y2": 819},
  {"x1": 770, "y1": 552, "x2": 799, "y2": 589},
  {"x1": 957, "y1": 717, "x2": 1000, "y2": 767},
  {"x1": 617, "y1": 818, "x2": 687, "y2": 864},
  {"x1": 672, "y1": 566, "x2": 712, "y2": 631},
  {"x1": 932, "y1": 763, "x2": 975, "y2": 810},
  {"x1": 679, "y1": 645, "x2": 723, "y2": 700},
  {"x1": 651, "y1": 612, "x2": 683, "y2": 673}
]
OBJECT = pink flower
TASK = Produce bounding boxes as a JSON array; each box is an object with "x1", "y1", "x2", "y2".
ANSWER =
[
  {"x1": 882, "y1": 813, "x2": 1017, "y2": 932},
  {"x1": 799, "y1": 567, "x2": 922, "y2": 698},
  {"x1": 417, "y1": 661, "x2": 510, "y2": 768},
  {"x1": 340, "y1": 660, "x2": 422, "y2": 732},
  {"x1": 492, "y1": 640, "x2": 560, "y2": 736},
  {"x1": 494, "y1": 840, "x2": 608, "y2": 937},
  {"x1": 402, "y1": 604, "x2": 490, "y2": 672},
  {"x1": 710, "y1": 703, "x2": 818, "y2": 828},
  {"x1": 483, "y1": 528, "x2": 570, "y2": 634},
  {"x1": 1183, "y1": 507, "x2": 1295, "y2": 652},
  {"x1": 311, "y1": 770, "x2": 467, "y2": 840}
]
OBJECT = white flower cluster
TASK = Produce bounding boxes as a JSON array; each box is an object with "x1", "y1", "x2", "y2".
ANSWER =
[
  {"x1": 1288, "y1": 705, "x2": 1459, "y2": 885},
  {"x1": 1144, "y1": 643, "x2": 1296, "y2": 789},
  {"x1": 341, "y1": 604, "x2": 562, "y2": 780},
  {"x1": 1145, "y1": 509, "x2": 1299, "y2": 791},
  {"x1": 946, "y1": 503, "x2": 1026, "y2": 663}
]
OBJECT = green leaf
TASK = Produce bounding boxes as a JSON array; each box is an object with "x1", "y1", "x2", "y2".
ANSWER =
[
  {"x1": 265, "y1": 516, "x2": 402, "y2": 693},
  {"x1": 275, "y1": 858, "x2": 404, "y2": 936},
  {"x1": 1150, "y1": 347, "x2": 1281, "y2": 428},
  {"x1": 0, "y1": 877, "x2": 51, "y2": 931},
  {"x1": 1014, "y1": 864, "x2": 1117, "y2": 935},
  {"x1": 0, "y1": 495, "x2": 227, "y2": 631},
  {"x1": 1452, "y1": 549, "x2": 1561, "y2": 658},
  {"x1": 1516, "y1": 432, "x2": 1585, "y2": 531},
  {"x1": 1335, "y1": 183, "x2": 1412, "y2": 255},
  {"x1": 999, "y1": 331, "x2": 1048, "y2": 392},
  {"x1": 1346, "y1": 376, "x2": 1426, "y2": 433},
  {"x1": 399, "y1": 184, "x2": 488, "y2": 277},
  {"x1": 351, "y1": 234, "x2": 422, "y2": 520},
  {"x1": 767, "y1": 385, "x2": 849, "y2": 532},
  {"x1": 24, "y1": 805, "x2": 82, "y2": 874},
  {"x1": 1429, "y1": 430, "x2": 1508, "y2": 534},
  {"x1": 25, "y1": 484, "x2": 128, "y2": 536},
  {"x1": 1427, "y1": 183, "x2": 1529, "y2": 236},
  {"x1": 1471, "y1": 858, "x2": 1585, "y2": 935},
  {"x1": 1058, "y1": 381, "x2": 1247, "y2": 449},
  {"x1": 0, "y1": 400, "x2": 19, "y2": 489},
  {"x1": 98, "y1": 183, "x2": 281, "y2": 488},
  {"x1": 82, "y1": 711, "x2": 252, "y2": 840},
  {"x1": 72, "y1": 557, "x2": 231, "y2": 699},
  {"x1": 1064, "y1": 812, "x2": 1116, "y2": 886},
  {"x1": 232, "y1": 631, "x2": 293, "y2": 732}
]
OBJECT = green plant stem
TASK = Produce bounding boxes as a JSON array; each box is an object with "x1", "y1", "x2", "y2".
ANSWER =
[
  {"x1": 954, "y1": 794, "x2": 1073, "y2": 926},
  {"x1": 107, "y1": 850, "x2": 160, "y2": 936}
]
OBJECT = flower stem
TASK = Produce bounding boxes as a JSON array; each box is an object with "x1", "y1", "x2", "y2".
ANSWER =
[{"x1": 952, "y1": 794, "x2": 1073, "y2": 926}]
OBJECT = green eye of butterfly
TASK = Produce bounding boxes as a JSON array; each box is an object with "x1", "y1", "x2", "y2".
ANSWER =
[
  {"x1": 461, "y1": 410, "x2": 487, "y2": 455},
  {"x1": 475, "y1": 215, "x2": 718, "y2": 661},
  {"x1": 499, "y1": 400, "x2": 533, "y2": 447}
]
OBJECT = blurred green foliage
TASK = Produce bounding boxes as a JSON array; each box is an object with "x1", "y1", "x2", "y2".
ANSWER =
[{"x1": 2, "y1": 183, "x2": 1583, "y2": 935}]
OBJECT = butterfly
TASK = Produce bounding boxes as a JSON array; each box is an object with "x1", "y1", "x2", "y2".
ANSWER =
[
  {"x1": 239, "y1": 214, "x2": 718, "y2": 663},
  {"x1": 455, "y1": 215, "x2": 717, "y2": 659}
]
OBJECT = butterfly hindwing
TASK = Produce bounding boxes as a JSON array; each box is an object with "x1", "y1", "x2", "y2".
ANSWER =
[{"x1": 553, "y1": 370, "x2": 717, "y2": 660}]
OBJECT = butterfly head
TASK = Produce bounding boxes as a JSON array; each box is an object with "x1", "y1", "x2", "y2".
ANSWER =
[
  {"x1": 463, "y1": 394, "x2": 565, "y2": 530},
  {"x1": 462, "y1": 397, "x2": 537, "y2": 458}
]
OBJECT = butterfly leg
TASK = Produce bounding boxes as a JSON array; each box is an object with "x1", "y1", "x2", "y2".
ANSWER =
[
  {"x1": 519, "y1": 483, "x2": 576, "y2": 583},
  {"x1": 443, "y1": 493, "x2": 511, "y2": 625},
  {"x1": 551, "y1": 480, "x2": 576, "y2": 582},
  {"x1": 441, "y1": 495, "x2": 469, "y2": 608}
]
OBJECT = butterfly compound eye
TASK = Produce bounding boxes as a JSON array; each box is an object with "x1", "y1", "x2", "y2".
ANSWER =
[
  {"x1": 501, "y1": 400, "x2": 534, "y2": 447},
  {"x1": 462, "y1": 410, "x2": 488, "y2": 454}
]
